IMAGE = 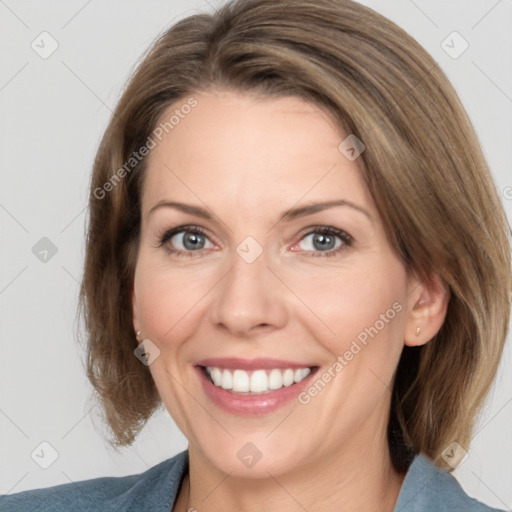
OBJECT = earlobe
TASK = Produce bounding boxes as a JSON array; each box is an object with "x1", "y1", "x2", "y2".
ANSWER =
[{"x1": 404, "y1": 273, "x2": 450, "y2": 347}]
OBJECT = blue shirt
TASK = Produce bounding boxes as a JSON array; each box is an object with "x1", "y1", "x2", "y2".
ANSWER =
[{"x1": 0, "y1": 450, "x2": 505, "y2": 511}]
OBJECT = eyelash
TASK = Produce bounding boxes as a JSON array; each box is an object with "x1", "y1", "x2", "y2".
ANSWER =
[{"x1": 155, "y1": 225, "x2": 353, "y2": 258}]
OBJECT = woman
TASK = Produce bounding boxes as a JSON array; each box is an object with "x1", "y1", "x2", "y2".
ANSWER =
[{"x1": 2, "y1": 0, "x2": 510, "y2": 510}]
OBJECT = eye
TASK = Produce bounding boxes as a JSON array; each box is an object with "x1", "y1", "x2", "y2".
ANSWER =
[
  {"x1": 155, "y1": 225, "x2": 353, "y2": 258},
  {"x1": 156, "y1": 225, "x2": 214, "y2": 257},
  {"x1": 292, "y1": 226, "x2": 353, "y2": 257}
]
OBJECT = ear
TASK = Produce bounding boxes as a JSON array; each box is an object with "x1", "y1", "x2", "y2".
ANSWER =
[{"x1": 404, "y1": 271, "x2": 450, "y2": 347}]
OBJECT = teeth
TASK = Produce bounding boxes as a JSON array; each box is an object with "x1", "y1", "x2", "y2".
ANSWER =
[
  {"x1": 268, "y1": 369, "x2": 283, "y2": 390},
  {"x1": 283, "y1": 368, "x2": 295, "y2": 387},
  {"x1": 220, "y1": 368, "x2": 233, "y2": 390},
  {"x1": 250, "y1": 370, "x2": 267, "y2": 392},
  {"x1": 233, "y1": 369, "x2": 250, "y2": 392},
  {"x1": 205, "y1": 366, "x2": 312, "y2": 394},
  {"x1": 210, "y1": 367, "x2": 223, "y2": 386}
]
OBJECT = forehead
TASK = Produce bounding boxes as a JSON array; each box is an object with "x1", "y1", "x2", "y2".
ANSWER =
[{"x1": 141, "y1": 89, "x2": 374, "y2": 220}]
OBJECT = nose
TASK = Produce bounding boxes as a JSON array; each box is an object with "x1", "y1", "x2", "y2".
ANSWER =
[{"x1": 209, "y1": 248, "x2": 288, "y2": 339}]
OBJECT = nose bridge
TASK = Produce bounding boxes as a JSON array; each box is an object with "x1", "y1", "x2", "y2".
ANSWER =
[{"x1": 210, "y1": 238, "x2": 287, "y2": 336}]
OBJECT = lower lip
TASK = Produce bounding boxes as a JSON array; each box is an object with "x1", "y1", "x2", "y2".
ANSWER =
[{"x1": 195, "y1": 366, "x2": 318, "y2": 415}]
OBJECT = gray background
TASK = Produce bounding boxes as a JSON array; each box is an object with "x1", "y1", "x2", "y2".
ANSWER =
[{"x1": 1, "y1": 0, "x2": 511, "y2": 509}]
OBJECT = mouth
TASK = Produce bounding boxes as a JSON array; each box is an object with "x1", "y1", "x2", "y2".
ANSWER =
[
  {"x1": 194, "y1": 359, "x2": 320, "y2": 415},
  {"x1": 199, "y1": 365, "x2": 317, "y2": 394}
]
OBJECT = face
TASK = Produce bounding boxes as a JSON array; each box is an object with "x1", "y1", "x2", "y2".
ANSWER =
[{"x1": 132, "y1": 89, "x2": 425, "y2": 477}]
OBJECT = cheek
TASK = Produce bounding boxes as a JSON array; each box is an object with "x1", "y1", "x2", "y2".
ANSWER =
[
  {"x1": 289, "y1": 257, "x2": 407, "y2": 363},
  {"x1": 291, "y1": 266, "x2": 407, "y2": 428},
  {"x1": 133, "y1": 257, "x2": 215, "y2": 344}
]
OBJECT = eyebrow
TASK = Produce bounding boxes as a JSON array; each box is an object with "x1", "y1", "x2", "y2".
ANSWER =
[{"x1": 147, "y1": 199, "x2": 373, "y2": 223}]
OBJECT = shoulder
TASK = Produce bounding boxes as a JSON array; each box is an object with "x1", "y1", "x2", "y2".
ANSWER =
[
  {"x1": 0, "y1": 449, "x2": 188, "y2": 512},
  {"x1": 394, "y1": 452, "x2": 506, "y2": 512}
]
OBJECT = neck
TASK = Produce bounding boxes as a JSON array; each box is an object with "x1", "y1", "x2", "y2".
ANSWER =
[{"x1": 176, "y1": 428, "x2": 407, "y2": 512}]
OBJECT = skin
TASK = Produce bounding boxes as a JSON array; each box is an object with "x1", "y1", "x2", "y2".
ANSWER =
[{"x1": 131, "y1": 89, "x2": 449, "y2": 512}]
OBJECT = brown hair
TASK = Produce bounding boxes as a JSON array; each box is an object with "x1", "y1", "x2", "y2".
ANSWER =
[{"x1": 77, "y1": 0, "x2": 512, "y2": 472}]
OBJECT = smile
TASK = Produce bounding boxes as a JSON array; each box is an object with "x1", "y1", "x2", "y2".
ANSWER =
[
  {"x1": 194, "y1": 357, "x2": 319, "y2": 414},
  {"x1": 204, "y1": 366, "x2": 312, "y2": 394}
]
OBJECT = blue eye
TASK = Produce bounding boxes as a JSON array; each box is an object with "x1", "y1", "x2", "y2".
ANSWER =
[
  {"x1": 156, "y1": 225, "x2": 353, "y2": 258},
  {"x1": 157, "y1": 226, "x2": 213, "y2": 257},
  {"x1": 295, "y1": 226, "x2": 353, "y2": 257}
]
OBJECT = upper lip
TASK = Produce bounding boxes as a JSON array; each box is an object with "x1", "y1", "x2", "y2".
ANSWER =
[{"x1": 195, "y1": 357, "x2": 316, "y2": 371}]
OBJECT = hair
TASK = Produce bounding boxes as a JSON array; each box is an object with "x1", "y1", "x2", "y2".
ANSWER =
[{"x1": 77, "y1": 0, "x2": 511, "y2": 473}]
